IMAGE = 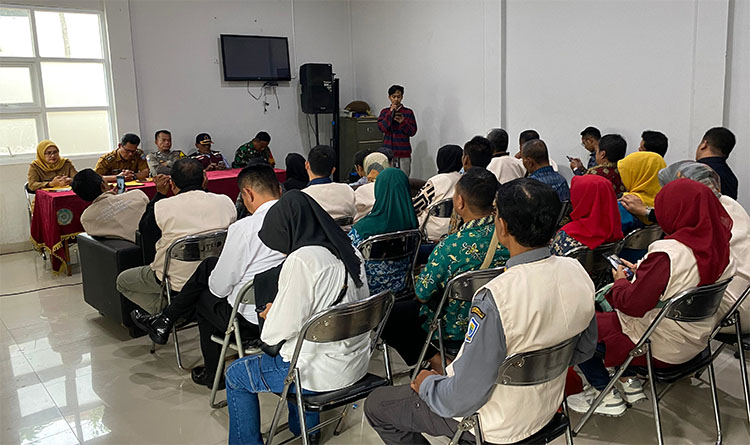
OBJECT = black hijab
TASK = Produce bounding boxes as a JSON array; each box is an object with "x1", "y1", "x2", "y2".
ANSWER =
[
  {"x1": 436, "y1": 144, "x2": 463, "y2": 174},
  {"x1": 258, "y1": 190, "x2": 364, "y2": 288},
  {"x1": 283, "y1": 153, "x2": 308, "y2": 191}
]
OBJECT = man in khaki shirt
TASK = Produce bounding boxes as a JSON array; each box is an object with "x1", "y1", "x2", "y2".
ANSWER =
[
  {"x1": 95, "y1": 133, "x2": 149, "y2": 182},
  {"x1": 71, "y1": 169, "x2": 149, "y2": 243}
]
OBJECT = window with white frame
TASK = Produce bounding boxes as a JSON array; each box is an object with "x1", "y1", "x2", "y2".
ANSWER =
[{"x1": 0, "y1": 6, "x2": 115, "y2": 161}]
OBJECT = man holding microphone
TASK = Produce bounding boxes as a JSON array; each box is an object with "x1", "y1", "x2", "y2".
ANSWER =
[{"x1": 377, "y1": 85, "x2": 417, "y2": 176}]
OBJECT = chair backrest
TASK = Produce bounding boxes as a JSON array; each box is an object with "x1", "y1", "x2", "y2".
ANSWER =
[
  {"x1": 715, "y1": 284, "x2": 750, "y2": 333},
  {"x1": 23, "y1": 182, "x2": 34, "y2": 221},
  {"x1": 664, "y1": 278, "x2": 733, "y2": 323},
  {"x1": 497, "y1": 335, "x2": 580, "y2": 386},
  {"x1": 564, "y1": 241, "x2": 622, "y2": 277},
  {"x1": 163, "y1": 230, "x2": 228, "y2": 274},
  {"x1": 555, "y1": 200, "x2": 572, "y2": 228},
  {"x1": 237, "y1": 280, "x2": 256, "y2": 305},
  {"x1": 419, "y1": 197, "x2": 453, "y2": 236},
  {"x1": 334, "y1": 216, "x2": 354, "y2": 227},
  {"x1": 358, "y1": 229, "x2": 421, "y2": 262},
  {"x1": 622, "y1": 225, "x2": 663, "y2": 251},
  {"x1": 445, "y1": 268, "x2": 505, "y2": 302}
]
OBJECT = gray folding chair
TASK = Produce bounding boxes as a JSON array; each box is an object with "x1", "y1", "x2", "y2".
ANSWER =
[
  {"x1": 333, "y1": 216, "x2": 354, "y2": 227},
  {"x1": 358, "y1": 229, "x2": 422, "y2": 299},
  {"x1": 419, "y1": 198, "x2": 454, "y2": 242},
  {"x1": 266, "y1": 291, "x2": 395, "y2": 445},
  {"x1": 573, "y1": 278, "x2": 733, "y2": 445},
  {"x1": 412, "y1": 268, "x2": 505, "y2": 380},
  {"x1": 563, "y1": 241, "x2": 623, "y2": 290},
  {"x1": 209, "y1": 280, "x2": 263, "y2": 408},
  {"x1": 713, "y1": 284, "x2": 750, "y2": 423},
  {"x1": 621, "y1": 224, "x2": 663, "y2": 251},
  {"x1": 156, "y1": 230, "x2": 228, "y2": 369},
  {"x1": 450, "y1": 335, "x2": 581, "y2": 445}
]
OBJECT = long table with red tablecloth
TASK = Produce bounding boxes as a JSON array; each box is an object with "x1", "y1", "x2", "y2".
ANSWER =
[{"x1": 30, "y1": 168, "x2": 286, "y2": 274}]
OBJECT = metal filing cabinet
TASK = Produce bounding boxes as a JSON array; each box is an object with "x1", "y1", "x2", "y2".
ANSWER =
[{"x1": 339, "y1": 117, "x2": 383, "y2": 181}]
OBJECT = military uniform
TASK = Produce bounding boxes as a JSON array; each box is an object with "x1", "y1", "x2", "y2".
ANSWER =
[
  {"x1": 95, "y1": 149, "x2": 149, "y2": 177},
  {"x1": 146, "y1": 150, "x2": 185, "y2": 176},
  {"x1": 232, "y1": 142, "x2": 275, "y2": 168}
]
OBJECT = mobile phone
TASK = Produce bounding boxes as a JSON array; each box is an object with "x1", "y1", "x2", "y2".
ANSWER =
[
  {"x1": 566, "y1": 155, "x2": 575, "y2": 162},
  {"x1": 116, "y1": 175, "x2": 126, "y2": 194},
  {"x1": 603, "y1": 254, "x2": 634, "y2": 279}
]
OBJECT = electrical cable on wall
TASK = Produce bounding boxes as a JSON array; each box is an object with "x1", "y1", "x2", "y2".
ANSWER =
[{"x1": 246, "y1": 81, "x2": 281, "y2": 114}]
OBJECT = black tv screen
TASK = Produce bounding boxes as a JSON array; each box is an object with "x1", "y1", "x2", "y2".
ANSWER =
[{"x1": 220, "y1": 34, "x2": 291, "y2": 81}]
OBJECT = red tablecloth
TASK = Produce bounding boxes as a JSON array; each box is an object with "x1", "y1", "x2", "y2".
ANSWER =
[{"x1": 30, "y1": 168, "x2": 286, "y2": 274}]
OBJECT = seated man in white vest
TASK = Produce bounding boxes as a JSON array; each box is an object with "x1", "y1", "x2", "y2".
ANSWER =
[
  {"x1": 365, "y1": 178, "x2": 597, "y2": 444},
  {"x1": 116, "y1": 158, "x2": 236, "y2": 314},
  {"x1": 71, "y1": 168, "x2": 149, "y2": 243},
  {"x1": 301, "y1": 144, "x2": 356, "y2": 221}
]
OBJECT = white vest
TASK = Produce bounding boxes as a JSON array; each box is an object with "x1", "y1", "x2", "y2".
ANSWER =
[
  {"x1": 719, "y1": 196, "x2": 750, "y2": 332},
  {"x1": 151, "y1": 190, "x2": 236, "y2": 291},
  {"x1": 447, "y1": 256, "x2": 595, "y2": 443},
  {"x1": 302, "y1": 183, "x2": 356, "y2": 220},
  {"x1": 417, "y1": 172, "x2": 460, "y2": 241},
  {"x1": 354, "y1": 182, "x2": 375, "y2": 223},
  {"x1": 80, "y1": 190, "x2": 149, "y2": 243},
  {"x1": 487, "y1": 156, "x2": 526, "y2": 184},
  {"x1": 617, "y1": 239, "x2": 736, "y2": 364}
]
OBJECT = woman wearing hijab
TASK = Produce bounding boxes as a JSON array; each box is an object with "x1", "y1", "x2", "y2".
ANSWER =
[
  {"x1": 412, "y1": 144, "x2": 464, "y2": 242},
  {"x1": 224, "y1": 190, "x2": 370, "y2": 445},
  {"x1": 354, "y1": 152, "x2": 393, "y2": 222},
  {"x1": 568, "y1": 179, "x2": 736, "y2": 417},
  {"x1": 349, "y1": 168, "x2": 418, "y2": 295},
  {"x1": 616, "y1": 151, "x2": 666, "y2": 234},
  {"x1": 27, "y1": 140, "x2": 78, "y2": 191},
  {"x1": 551, "y1": 175, "x2": 624, "y2": 288},
  {"x1": 282, "y1": 153, "x2": 308, "y2": 191}
]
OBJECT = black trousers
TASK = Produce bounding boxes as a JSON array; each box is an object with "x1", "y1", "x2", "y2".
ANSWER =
[
  {"x1": 380, "y1": 299, "x2": 437, "y2": 366},
  {"x1": 162, "y1": 257, "x2": 259, "y2": 377}
]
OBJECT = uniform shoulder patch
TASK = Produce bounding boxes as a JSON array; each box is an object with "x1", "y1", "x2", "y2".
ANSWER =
[
  {"x1": 470, "y1": 306, "x2": 486, "y2": 319},
  {"x1": 465, "y1": 316, "x2": 480, "y2": 343}
]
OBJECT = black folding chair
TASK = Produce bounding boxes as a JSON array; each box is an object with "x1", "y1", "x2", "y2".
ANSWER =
[
  {"x1": 419, "y1": 198, "x2": 453, "y2": 242},
  {"x1": 450, "y1": 335, "x2": 581, "y2": 445},
  {"x1": 411, "y1": 268, "x2": 505, "y2": 380},
  {"x1": 573, "y1": 278, "x2": 733, "y2": 445},
  {"x1": 333, "y1": 216, "x2": 354, "y2": 227},
  {"x1": 358, "y1": 229, "x2": 421, "y2": 299},
  {"x1": 621, "y1": 225, "x2": 663, "y2": 251},
  {"x1": 556, "y1": 200, "x2": 572, "y2": 229},
  {"x1": 563, "y1": 241, "x2": 622, "y2": 290},
  {"x1": 156, "y1": 230, "x2": 228, "y2": 369},
  {"x1": 265, "y1": 291, "x2": 395, "y2": 445}
]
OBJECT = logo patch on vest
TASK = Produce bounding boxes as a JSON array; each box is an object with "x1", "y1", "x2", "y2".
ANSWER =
[
  {"x1": 465, "y1": 317, "x2": 480, "y2": 343},
  {"x1": 470, "y1": 306, "x2": 486, "y2": 319}
]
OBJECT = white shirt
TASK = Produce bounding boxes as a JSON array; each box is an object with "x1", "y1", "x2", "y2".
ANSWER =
[
  {"x1": 354, "y1": 182, "x2": 375, "y2": 223},
  {"x1": 208, "y1": 199, "x2": 285, "y2": 323},
  {"x1": 262, "y1": 246, "x2": 371, "y2": 392},
  {"x1": 487, "y1": 156, "x2": 526, "y2": 184},
  {"x1": 302, "y1": 183, "x2": 357, "y2": 220}
]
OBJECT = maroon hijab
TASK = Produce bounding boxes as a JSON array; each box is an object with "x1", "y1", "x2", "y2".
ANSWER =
[{"x1": 654, "y1": 179, "x2": 732, "y2": 285}]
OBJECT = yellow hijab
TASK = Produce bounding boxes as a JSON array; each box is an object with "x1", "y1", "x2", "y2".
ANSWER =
[
  {"x1": 32, "y1": 140, "x2": 67, "y2": 173},
  {"x1": 618, "y1": 151, "x2": 666, "y2": 207}
]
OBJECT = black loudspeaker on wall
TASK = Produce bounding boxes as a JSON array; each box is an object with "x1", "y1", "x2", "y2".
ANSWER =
[{"x1": 300, "y1": 63, "x2": 334, "y2": 114}]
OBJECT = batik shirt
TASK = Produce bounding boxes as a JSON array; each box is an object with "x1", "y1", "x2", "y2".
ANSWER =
[
  {"x1": 586, "y1": 162, "x2": 627, "y2": 197},
  {"x1": 232, "y1": 142, "x2": 275, "y2": 168},
  {"x1": 416, "y1": 215, "x2": 510, "y2": 341}
]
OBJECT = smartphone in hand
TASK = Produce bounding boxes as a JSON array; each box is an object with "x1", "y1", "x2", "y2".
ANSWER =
[
  {"x1": 566, "y1": 155, "x2": 575, "y2": 162},
  {"x1": 603, "y1": 254, "x2": 634, "y2": 279},
  {"x1": 116, "y1": 175, "x2": 126, "y2": 194}
]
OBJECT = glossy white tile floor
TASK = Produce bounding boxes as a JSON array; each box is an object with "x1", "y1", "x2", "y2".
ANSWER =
[{"x1": 1, "y1": 250, "x2": 749, "y2": 445}]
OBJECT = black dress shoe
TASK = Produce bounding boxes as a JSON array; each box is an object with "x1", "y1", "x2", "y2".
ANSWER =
[
  {"x1": 130, "y1": 309, "x2": 174, "y2": 345},
  {"x1": 192, "y1": 365, "x2": 224, "y2": 390}
]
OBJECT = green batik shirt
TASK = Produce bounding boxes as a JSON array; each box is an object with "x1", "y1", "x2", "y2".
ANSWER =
[
  {"x1": 416, "y1": 215, "x2": 509, "y2": 341},
  {"x1": 232, "y1": 142, "x2": 275, "y2": 168}
]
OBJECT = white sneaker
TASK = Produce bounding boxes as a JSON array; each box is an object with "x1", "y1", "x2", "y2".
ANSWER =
[
  {"x1": 617, "y1": 377, "x2": 647, "y2": 404},
  {"x1": 567, "y1": 386, "x2": 627, "y2": 417}
]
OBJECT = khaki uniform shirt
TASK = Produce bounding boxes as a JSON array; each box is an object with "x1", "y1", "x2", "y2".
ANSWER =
[
  {"x1": 27, "y1": 160, "x2": 78, "y2": 191},
  {"x1": 94, "y1": 149, "x2": 149, "y2": 176}
]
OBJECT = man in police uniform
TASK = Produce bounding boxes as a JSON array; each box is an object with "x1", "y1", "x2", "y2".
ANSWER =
[
  {"x1": 95, "y1": 133, "x2": 149, "y2": 182},
  {"x1": 146, "y1": 129, "x2": 185, "y2": 176}
]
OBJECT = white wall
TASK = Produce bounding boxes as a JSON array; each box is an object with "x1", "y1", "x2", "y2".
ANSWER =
[{"x1": 128, "y1": 0, "x2": 354, "y2": 166}]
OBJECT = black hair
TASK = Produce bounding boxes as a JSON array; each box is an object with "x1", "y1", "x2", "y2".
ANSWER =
[
  {"x1": 456, "y1": 167, "x2": 498, "y2": 213},
  {"x1": 598, "y1": 134, "x2": 627, "y2": 163},
  {"x1": 377, "y1": 146, "x2": 394, "y2": 162},
  {"x1": 641, "y1": 130, "x2": 668, "y2": 157},
  {"x1": 353, "y1": 148, "x2": 373, "y2": 168},
  {"x1": 521, "y1": 139, "x2": 550, "y2": 164},
  {"x1": 702, "y1": 127, "x2": 735, "y2": 157},
  {"x1": 154, "y1": 129, "x2": 171, "y2": 140},
  {"x1": 496, "y1": 178, "x2": 561, "y2": 248},
  {"x1": 580, "y1": 126, "x2": 601, "y2": 140},
  {"x1": 238, "y1": 163, "x2": 281, "y2": 197},
  {"x1": 308, "y1": 145, "x2": 336, "y2": 177},
  {"x1": 388, "y1": 85, "x2": 404, "y2": 96},
  {"x1": 519, "y1": 129, "x2": 540, "y2": 145},
  {"x1": 71, "y1": 169, "x2": 105, "y2": 202},
  {"x1": 120, "y1": 133, "x2": 140, "y2": 146},
  {"x1": 487, "y1": 128, "x2": 509, "y2": 154},
  {"x1": 171, "y1": 158, "x2": 204, "y2": 189},
  {"x1": 254, "y1": 131, "x2": 271, "y2": 143},
  {"x1": 463, "y1": 136, "x2": 493, "y2": 168}
]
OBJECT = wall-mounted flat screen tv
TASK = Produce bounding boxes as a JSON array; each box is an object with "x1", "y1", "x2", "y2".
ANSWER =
[{"x1": 220, "y1": 34, "x2": 291, "y2": 81}]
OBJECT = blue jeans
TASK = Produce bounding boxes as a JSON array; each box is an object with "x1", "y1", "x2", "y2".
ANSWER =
[{"x1": 225, "y1": 353, "x2": 320, "y2": 445}]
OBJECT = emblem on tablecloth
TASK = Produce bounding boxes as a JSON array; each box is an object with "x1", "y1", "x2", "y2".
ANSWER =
[{"x1": 56, "y1": 208, "x2": 73, "y2": 225}]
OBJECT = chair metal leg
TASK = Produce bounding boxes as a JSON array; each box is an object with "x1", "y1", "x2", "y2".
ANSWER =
[
  {"x1": 449, "y1": 415, "x2": 476, "y2": 445},
  {"x1": 473, "y1": 414, "x2": 483, "y2": 445},
  {"x1": 294, "y1": 369, "x2": 308, "y2": 445},
  {"x1": 210, "y1": 330, "x2": 234, "y2": 409},
  {"x1": 705, "y1": 339, "x2": 723, "y2": 445},
  {"x1": 562, "y1": 399, "x2": 574, "y2": 445},
  {"x1": 233, "y1": 318, "x2": 244, "y2": 358},
  {"x1": 573, "y1": 352, "x2": 635, "y2": 434},
  {"x1": 645, "y1": 343, "x2": 664, "y2": 445},
  {"x1": 412, "y1": 321, "x2": 439, "y2": 380},
  {"x1": 383, "y1": 343, "x2": 393, "y2": 383},
  {"x1": 173, "y1": 324, "x2": 185, "y2": 370},
  {"x1": 735, "y1": 319, "x2": 750, "y2": 423},
  {"x1": 437, "y1": 323, "x2": 447, "y2": 375},
  {"x1": 332, "y1": 404, "x2": 349, "y2": 436},
  {"x1": 150, "y1": 341, "x2": 156, "y2": 354},
  {"x1": 266, "y1": 374, "x2": 293, "y2": 445}
]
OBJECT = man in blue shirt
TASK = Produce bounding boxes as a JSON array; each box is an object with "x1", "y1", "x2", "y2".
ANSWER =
[{"x1": 522, "y1": 139, "x2": 570, "y2": 201}]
